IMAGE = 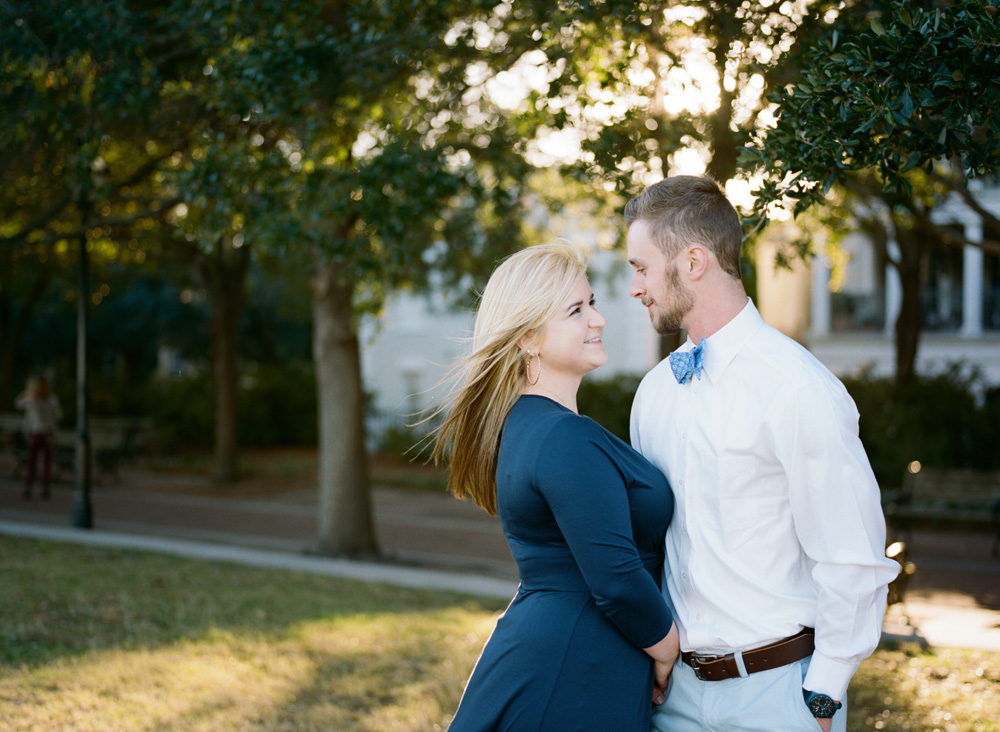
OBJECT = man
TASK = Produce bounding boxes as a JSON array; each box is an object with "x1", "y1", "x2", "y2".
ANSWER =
[{"x1": 625, "y1": 176, "x2": 898, "y2": 732}]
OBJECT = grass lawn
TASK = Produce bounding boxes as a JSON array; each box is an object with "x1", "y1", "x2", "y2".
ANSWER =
[{"x1": 2, "y1": 536, "x2": 999, "y2": 731}]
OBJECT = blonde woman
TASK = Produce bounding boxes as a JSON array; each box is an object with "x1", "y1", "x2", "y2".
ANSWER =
[{"x1": 433, "y1": 242, "x2": 679, "y2": 731}]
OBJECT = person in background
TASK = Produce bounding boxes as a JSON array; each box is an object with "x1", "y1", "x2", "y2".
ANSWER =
[
  {"x1": 624, "y1": 175, "x2": 899, "y2": 732},
  {"x1": 15, "y1": 375, "x2": 62, "y2": 501},
  {"x1": 432, "y1": 241, "x2": 679, "y2": 731}
]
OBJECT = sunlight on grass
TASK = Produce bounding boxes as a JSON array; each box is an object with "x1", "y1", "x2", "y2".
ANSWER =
[
  {"x1": 4, "y1": 612, "x2": 497, "y2": 731},
  {"x1": 2, "y1": 535, "x2": 999, "y2": 731},
  {"x1": 0, "y1": 536, "x2": 503, "y2": 731},
  {"x1": 850, "y1": 640, "x2": 1000, "y2": 732}
]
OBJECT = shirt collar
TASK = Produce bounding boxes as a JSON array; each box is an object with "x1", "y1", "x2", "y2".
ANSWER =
[{"x1": 685, "y1": 298, "x2": 761, "y2": 384}]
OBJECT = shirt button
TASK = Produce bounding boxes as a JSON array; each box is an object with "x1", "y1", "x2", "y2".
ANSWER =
[
  {"x1": 681, "y1": 571, "x2": 688, "y2": 580},
  {"x1": 682, "y1": 524, "x2": 688, "y2": 533},
  {"x1": 696, "y1": 613, "x2": 703, "y2": 621},
  {"x1": 681, "y1": 432, "x2": 687, "y2": 440}
]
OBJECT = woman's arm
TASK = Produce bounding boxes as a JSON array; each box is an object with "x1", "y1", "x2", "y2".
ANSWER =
[{"x1": 535, "y1": 417, "x2": 674, "y2": 649}]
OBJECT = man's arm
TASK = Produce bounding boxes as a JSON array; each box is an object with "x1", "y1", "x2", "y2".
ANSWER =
[{"x1": 774, "y1": 380, "x2": 899, "y2": 701}]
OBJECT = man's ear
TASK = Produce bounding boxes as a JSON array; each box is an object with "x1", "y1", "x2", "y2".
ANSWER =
[{"x1": 685, "y1": 244, "x2": 710, "y2": 281}]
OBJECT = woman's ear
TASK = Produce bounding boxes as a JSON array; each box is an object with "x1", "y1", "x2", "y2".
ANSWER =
[{"x1": 517, "y1": 332, "x2": 539, "y2": 354}]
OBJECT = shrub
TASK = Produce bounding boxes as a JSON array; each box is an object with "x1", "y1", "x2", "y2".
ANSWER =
[
  {"x1": 574, "y1": 366, "x2": 997, "y2": 490},
  {"x1": 842, "y1": 364, "x2": 998, "y2": 486},
  {"x1": 237, "y1": 363, "x2": 317, "y2": 446},
  {"x1": 578, "y1": 372, "x2": 643, "y2": 442},
  {"x1": 145, "y1": 362, "x2": 317, "y2": 451}
]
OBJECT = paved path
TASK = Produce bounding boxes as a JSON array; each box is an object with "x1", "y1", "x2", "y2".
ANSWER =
[{"x1": 2, "y1": 474, "x2": 999, "y2": 651}]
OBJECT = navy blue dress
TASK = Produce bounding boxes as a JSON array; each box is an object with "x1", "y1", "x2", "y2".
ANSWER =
[{"x1": 449, "y1": 395, "x2": 675, "y2": 732}]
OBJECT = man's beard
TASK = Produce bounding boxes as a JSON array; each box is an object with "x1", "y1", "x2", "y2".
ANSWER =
[{"x1": 651, "y1": 266, "x2": 693, "y2": 335}]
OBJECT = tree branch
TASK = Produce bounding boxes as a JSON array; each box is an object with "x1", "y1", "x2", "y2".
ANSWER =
[
  {"x1": 928, "y1": 170, "x2": 1000, "y2": 244},
  {"x1": 25, "y1": 198, "x2": 182, "y2": 248}
]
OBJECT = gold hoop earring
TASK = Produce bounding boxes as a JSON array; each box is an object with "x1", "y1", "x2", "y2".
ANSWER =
[{"x1": 526, "y1": 352, "x2": 541, "y2": 386}]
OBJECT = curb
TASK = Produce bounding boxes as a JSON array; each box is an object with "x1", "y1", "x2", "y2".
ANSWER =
[{"x1": 0, "y1": 520, "x2": 518, "y2": 601}]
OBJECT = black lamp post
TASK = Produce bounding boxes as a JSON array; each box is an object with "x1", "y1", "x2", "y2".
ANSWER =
[{"x1": 71, "y1": 198, "x2": 93, "y2": 529}]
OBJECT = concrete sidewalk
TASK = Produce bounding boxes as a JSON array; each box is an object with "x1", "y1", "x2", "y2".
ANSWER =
[{"x1": 2, "y1": 474, "x2": 999, "y2": 651}]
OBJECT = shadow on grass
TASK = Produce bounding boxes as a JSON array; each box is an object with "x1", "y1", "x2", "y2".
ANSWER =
[
  {"x1": 6, "y1": 536, "x2": 1000, "y2": 731},
  {"x1": 0, "y1": 535, "x2": 506, "y2": 668}
]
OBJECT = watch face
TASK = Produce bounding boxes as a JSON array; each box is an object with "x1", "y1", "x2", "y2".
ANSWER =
[{"x1": 807, "y1": 694, "x2": 839, "y2": 718}]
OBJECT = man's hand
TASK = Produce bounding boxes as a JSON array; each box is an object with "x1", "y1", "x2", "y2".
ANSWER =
[{"x1": 815, "y1": 717, "x2": 833, "y2": 732}]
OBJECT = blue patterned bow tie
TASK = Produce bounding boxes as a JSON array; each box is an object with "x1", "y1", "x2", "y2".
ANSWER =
[{"x1": 669, "y1": 338, "x2": 706, "y2": 385}]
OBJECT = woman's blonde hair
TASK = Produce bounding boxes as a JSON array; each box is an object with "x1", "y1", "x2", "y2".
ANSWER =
[{"x1": 429, "y1": 241, "x2": 588, "y2": 515}]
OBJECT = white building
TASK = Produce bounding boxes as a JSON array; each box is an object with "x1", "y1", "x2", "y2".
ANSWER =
[
  {"x1": 760, "y1": 185, "x2": 1000, "y2": 384},
  {"x1": 363, "y1": 187, "x2": 1000, "y2": 433},
  {"x1": 360, "y1": 247, "x2": 660, "y2": 430}
]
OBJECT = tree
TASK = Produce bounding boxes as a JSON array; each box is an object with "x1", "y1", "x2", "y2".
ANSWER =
[
  {"x1": 530, "y1": 0, "x2": 848, "y2": 355},
  {"x1": 567, "y1": 1, "x2": 845, "y2": 190},
  {"x1": 0, "y1": 0, "x2": 186, "y2": 406},
  {"x1": 743, "y1": 0, "x2": 1000, "y2": 382},
  {"x1": 4, "y1": 0, "x2": 669, "y2": 554}
]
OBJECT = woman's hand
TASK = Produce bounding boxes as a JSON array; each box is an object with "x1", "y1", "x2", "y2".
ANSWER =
[{"x1": 645, "y1": 622, "x2": 680, "y2": 704}]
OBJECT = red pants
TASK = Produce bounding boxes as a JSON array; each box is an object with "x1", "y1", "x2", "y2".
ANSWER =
[{"x1": 25, "y1": 431, "x2": 54, "y2": 491}]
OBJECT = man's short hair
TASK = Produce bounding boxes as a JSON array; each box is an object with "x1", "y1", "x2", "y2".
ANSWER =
[{"x1": 624, "y1": 175, "x2": 743, "y2": 280}]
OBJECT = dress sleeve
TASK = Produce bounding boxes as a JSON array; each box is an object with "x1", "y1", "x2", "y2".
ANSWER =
[{"x1": 533, "y1": 417, "x2": 673, "y2": 649}]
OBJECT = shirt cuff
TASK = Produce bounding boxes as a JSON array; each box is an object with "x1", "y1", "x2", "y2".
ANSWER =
[{"x1": 803, "y1": 649, "x2": 859, "y2": 703}]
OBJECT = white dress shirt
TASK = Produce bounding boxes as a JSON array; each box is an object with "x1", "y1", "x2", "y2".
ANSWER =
[{"x1": 631, "y1": 299, "x2": 898, "y2": 701}]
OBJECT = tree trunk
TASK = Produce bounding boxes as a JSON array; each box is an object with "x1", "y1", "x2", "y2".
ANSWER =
[
  {"x1": 311, "y1": 258, "x2": 377, "y2": 557},
  {"x1": 198, "y1": 240, "x2": 250, "y2": 483},
  {"x1": 893, "y1": 230, "x2": 925, "y2": 385},
  {"x1": 705, "y1": 8, "x2": 739, "y2": 185}
]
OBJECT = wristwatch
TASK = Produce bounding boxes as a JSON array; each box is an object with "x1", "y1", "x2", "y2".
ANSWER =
[{"x1": 803, "y1": 690, "x2": 842, "y2": 718}]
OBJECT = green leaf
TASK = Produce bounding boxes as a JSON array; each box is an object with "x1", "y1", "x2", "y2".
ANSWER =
[
  {"x1": 901, "y1": 90, "x2": 913, "y2": 119},
  {"x1": 823, "y1": 171, "x2": 836, "y2": 195},
  {"x1": 901, "y1": 151, "x2": 922, "y2": 172},
  {"x1": 871, "y1": 18, "x2": 886, "y2": 37}
]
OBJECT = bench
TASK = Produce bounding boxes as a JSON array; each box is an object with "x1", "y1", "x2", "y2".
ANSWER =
[
  {"x1": 883, "y1": 465, "x2": 1000, "y2": 559},
  {"x1": 1, "y1": 412, "x2": 153, "y2": 484}
]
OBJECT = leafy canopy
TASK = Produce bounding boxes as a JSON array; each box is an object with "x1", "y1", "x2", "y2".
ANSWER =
[{"x1": 742, "y1": 0, "x2": 1000, "y2": 229}]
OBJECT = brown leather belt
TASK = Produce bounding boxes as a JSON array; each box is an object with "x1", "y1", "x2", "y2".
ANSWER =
[{"x1": 681, "y1": 627, "x2": 814, "y2": 681}]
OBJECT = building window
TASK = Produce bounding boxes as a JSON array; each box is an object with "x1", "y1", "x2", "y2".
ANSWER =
[
  {"x1": 831, "y1": 291, "x2": 885, "y2": 332},
  {"x1": 921, "y1": 245, "x2": 964, "y2": 332}
]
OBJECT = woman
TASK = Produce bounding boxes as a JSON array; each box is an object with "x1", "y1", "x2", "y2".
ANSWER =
[
  {"x1": 15, "y1": 375, "x2": 62, "y2": 500},
  {"x1": 431, "y1": 241, "x2": 678, "y2": 731}
]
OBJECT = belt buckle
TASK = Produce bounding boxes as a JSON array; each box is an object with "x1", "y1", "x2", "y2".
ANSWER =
[{"x1": 691, "y1": 654, "x2": 715, "y2": 681}]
